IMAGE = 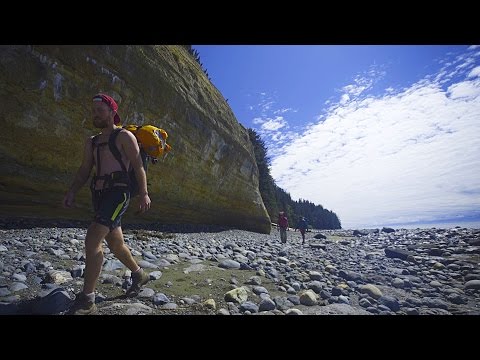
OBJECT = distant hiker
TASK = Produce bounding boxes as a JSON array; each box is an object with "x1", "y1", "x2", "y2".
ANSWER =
[
  {"x1": 277, "y1": 211, "x2": 289, "y2": 244},
  {"x1": 295, "y1": 217, "x2": 308, "y2": 244},
  {"x1": 62, "y1": 93, "x2": 151, "y2": 315}
]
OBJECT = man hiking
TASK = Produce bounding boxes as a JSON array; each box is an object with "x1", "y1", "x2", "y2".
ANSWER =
[
  {"x1": 295, "y1": 217, "x2": 308, "y2": 244},
  {"x1": 62, "y1": 93, "x2": 151, "y2": 314}
]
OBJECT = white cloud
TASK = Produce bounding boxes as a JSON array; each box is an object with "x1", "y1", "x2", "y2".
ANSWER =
[
  {"x1": 340, "y1": 65, "x2": 386, "y2": 99},
  {"x1": 270, "y1": 50, "x2": 480, "y2": 229},
  {"x1": 261, "y1": 116, "x2": 287, "y2": 131},
  {"x1": 468, "y1": 45, "x2": 480, "y2": 50},
  {"x1": 343, "y1": 84, "x2": 367, "y2": 97},
  {"x1": 339, "y1": 93, "x2": 350, "y2": 104},
  {"x1": 468, "y1": 66, "x2": 480, "y2": 78},
  {"x1": 247, "y1": 92, "x2": 300, "y2": 157},
  {"x1": 447, "y1": 79, "x2": 480, "y2": 99}
]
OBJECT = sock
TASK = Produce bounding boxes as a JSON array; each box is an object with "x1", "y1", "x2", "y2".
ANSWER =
[
  {"x1": 132, "y1": 267, "x2": 142, "y2": 279},
  {"x1": 84, "y1": 292, "x2": 95, "y2": 302}
]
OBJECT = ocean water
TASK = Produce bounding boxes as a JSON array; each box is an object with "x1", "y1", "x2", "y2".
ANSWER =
[
  {"x1": 389, "y1": 221, "x2": 480, "y2": 230},
  {"x1": 345, "y1": 221, "x2": 480, "y2": 230}
]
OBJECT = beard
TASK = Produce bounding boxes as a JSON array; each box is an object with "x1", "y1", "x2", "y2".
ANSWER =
[{"x1": 93, "y1": 117, "x2": 109, "y2": 129}]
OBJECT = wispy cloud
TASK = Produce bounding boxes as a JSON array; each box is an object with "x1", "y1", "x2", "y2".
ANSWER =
[
  {"x1": 253, "y1": 116, "x2": 287, "y2": 131},
  {"x1": 269, "y1": 49, "x2": 480, "y2": 228},
  {"x1": 274, "y1": 108, "x2": 296, "y2": 114},
  {"x1": 341, "y1": 65, "x2": 386, "y2": 98},
  {"x1": 248, "y1": 92, "x2": 301, "y2": 158},
  {"x1": 468, "y1": 66, "x2": 480, "y2": 78}
]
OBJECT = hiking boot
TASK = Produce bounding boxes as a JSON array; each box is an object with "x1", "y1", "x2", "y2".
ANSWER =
[
  {"x1": 68, "y1": 292, "x2": 97, "y2": 315},
  {"x1": 126, "y1": 269, "x2": 150, "y2": 297}
]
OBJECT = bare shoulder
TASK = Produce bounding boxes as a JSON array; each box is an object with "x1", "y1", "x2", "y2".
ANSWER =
[
  {"x1": 117, "y1": 129, "x2": 138, "y2": 150},
  {"x1": 117, "y1": 129, "x2": 136, "y2": 141}
]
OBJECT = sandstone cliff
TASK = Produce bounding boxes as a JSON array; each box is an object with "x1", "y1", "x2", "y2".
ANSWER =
[{"x1": 0, "y1": 45, "x2": 271, "y2": 233}]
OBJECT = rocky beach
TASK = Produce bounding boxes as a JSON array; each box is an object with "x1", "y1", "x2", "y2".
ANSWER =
[{"x1": 1, "y1": 218, "x2": 479, "y2": 315}]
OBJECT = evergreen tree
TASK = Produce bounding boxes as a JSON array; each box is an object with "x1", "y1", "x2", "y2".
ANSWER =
[
  {"x1": 248, "y1": 128, "x2": 342, "y2": 229},
  {"x1": 247, "y1": 129, "x2": 278, "y2": 220},
  {"x1": 183, "y1": 46, "x2": 209, "y2": 79}
]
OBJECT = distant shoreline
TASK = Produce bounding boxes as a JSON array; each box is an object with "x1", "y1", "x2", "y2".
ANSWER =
[
  {"x1": 1, "y1": 216, "x2": 479, "y2": 232},
  {"x1": 344, "y1": 221, "x2": 480, "y2": 230}
]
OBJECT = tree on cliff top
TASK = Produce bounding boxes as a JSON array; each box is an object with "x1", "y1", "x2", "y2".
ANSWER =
[{"x1": 248, "y1": 128, "x2": 341, "y2": 229}]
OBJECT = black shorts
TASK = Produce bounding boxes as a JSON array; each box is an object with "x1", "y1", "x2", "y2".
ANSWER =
[{"x1": 92, "y1": 188, "x2": 130, "y2": 230}]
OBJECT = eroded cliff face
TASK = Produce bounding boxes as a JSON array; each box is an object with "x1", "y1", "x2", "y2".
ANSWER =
[{"x1": 0, "y1": 45, "x2": 271, "y2": 233}]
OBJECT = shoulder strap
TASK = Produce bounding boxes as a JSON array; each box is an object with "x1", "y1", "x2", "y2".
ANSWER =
[
  {"x1": 108, "y1": 128, "x2": 127, "y2": 172},
  {"x1": 91, "y1": 133, "x2": 102, "y2": 147},
  {"x1": 91, "y1": 133, "x2": 105, "y2": 176}
]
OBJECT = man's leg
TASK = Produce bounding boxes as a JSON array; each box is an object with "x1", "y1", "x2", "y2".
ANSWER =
[
  {"x1": 83, "y1": 222, "x2": 110, "y2": 294},
  {"x1": 106, "y1": 225, "x2": 150, "y2": 297},
  {"x1": 105, "y1": 226, "x2": 140, "y2": 271}
]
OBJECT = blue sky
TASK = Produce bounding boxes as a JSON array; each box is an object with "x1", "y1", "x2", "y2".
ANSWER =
[{"x1": 192, "y1": 45, "x2": 480, "y2": 229}]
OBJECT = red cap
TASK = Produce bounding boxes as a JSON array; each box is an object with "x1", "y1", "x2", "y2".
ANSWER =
[{"x1": 93, "y1": 93, "x2": 121, "y2": 125}]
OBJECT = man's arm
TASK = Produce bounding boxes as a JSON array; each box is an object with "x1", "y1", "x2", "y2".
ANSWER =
[
  {"x1": 63, "y1": 136, "x2": 94, "y2": 208},
  {"x1": 119, "y1": 131, "x2": 151, "y2": 212}
]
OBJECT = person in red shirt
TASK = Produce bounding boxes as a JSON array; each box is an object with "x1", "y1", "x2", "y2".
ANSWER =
[{"x1": 277, "y1": 211, "x2": 289, "y2": 243}]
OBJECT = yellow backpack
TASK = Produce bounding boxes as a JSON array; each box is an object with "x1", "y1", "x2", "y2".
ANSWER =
[
  {"x1": 106, "y1": 124, "x2": 172, "y2": 196},
  {"x1": 122, "y1": 124, "x2": 172, "y2": 161}
]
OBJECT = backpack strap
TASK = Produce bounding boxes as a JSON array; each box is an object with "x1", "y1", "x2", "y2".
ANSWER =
[
  {"x1": 91, "y1": 133, "x2": 110, "y2": 192},
  {"x1": 108, "y1": 128, "x2": 127, "y2": 173},
  {"x1": 114, "y1": 126, "x2": 149, "y2": 172},
  {"x1": 91, "y1": 133, "x2": 105, "y2": 176}
]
